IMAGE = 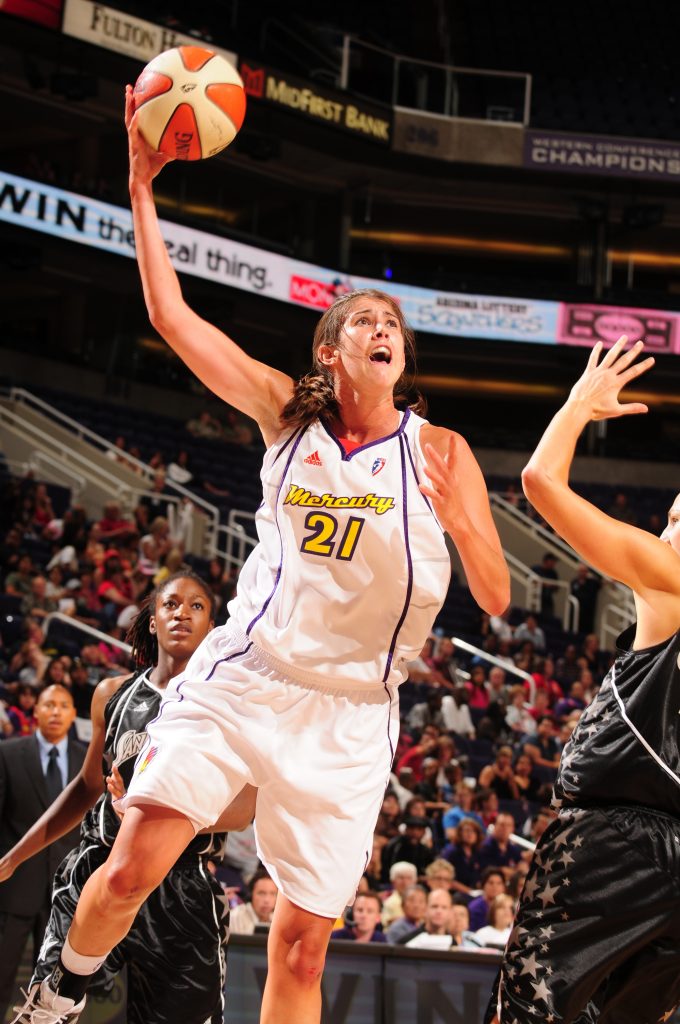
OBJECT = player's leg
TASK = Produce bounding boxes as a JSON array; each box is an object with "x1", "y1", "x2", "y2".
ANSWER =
[
  {"x1": 260, "y1": 894, "x2": 335, "y2": 1024},
  {"x1": 121, "y1": 860, "x2": 228, "y2": 1024}
]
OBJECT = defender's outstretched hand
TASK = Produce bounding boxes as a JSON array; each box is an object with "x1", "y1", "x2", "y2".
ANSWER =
[
  {"x1": 125, "y1": 84, "x2": 173, "y2": 185},
  {"x1": 569, "y1": 336, "x2": 655, "y2": 421}
]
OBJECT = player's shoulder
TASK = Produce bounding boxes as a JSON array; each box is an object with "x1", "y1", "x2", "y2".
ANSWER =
[{"x1": 92, "y1": 672, "x2": 139, "y2": 717}]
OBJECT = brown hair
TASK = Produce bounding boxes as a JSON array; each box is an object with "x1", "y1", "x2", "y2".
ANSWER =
[{"x1": 280, "y1": 288, "x2": 426, "y2": 429}]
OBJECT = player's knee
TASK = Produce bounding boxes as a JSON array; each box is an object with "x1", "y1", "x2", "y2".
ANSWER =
[
  {"x1": 285, "y1": 934, "x2": 327, "y2": 987},
  {"x1": 103, "y1": 856, "x2": 158, "y2": 903}
]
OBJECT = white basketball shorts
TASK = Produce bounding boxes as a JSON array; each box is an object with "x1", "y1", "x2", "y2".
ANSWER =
[{"x1": 124, "y1": 621, "x2": 399, "y2": 918}]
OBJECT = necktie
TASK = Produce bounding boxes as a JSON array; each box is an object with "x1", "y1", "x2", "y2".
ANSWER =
[{"x1": 45, "y1": 746, "x2": 63, "y2": 803}]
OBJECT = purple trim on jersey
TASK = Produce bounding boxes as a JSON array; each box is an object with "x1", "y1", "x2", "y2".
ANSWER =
[
  {"x1": 321, "y1": 408, "x2": 411, "y2": 462},
  {"x1": 382, "y1": 435, "x2": 413, "y2": 682},
  {"x1": 403, "y1": 433, "x2": 444, "y2": 530},
  {"x1": 246, "y1": 425, "x2": 308, "y2": 635},
  {"x1": 272, "y1": 426, "x2": 300, "y2": 464},
  {"x1": 383, "y1": 683, "x2": 396, "y2": 766},
  {"x1": 204, "y1": 642, "x2": 253, "y2": 681}
]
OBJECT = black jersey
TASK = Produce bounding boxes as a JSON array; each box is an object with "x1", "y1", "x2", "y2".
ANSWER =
[
  {"x1": 555, "y1": 624, "x2": 680, "y2": 816},
  {"x1": 81, "y1": 670, "x2": 226, "y2": 858}
]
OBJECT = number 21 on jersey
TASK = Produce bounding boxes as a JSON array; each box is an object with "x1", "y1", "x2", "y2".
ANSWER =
[{"x1": 300, "y1": 512, "x2": 364, "y2": 561}]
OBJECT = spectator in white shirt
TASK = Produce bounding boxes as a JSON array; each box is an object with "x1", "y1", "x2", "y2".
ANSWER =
[{"x1": 229, "y1": 869, "x2": 278, "y2": 935}]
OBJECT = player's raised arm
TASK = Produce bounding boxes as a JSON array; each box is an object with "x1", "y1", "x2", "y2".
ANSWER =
[
  {"x1": 521, "y1": 338, "x2": 680, "y2": 601},
  {"x1": 420, "y1": 426, "x2": 510, "y2": 616},
  {"x1": 125, "y1": 86, "x2": 294, "y2": 446}
]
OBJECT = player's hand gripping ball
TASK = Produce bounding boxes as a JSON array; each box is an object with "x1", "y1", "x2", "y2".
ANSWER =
[{"x1": 132, "y1": 46, "x2": 246, "y2": 160}]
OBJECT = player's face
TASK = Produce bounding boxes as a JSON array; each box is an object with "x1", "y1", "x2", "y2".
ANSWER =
[
  {"x1": 151, "y1": 578, "x2": 214, "y2": 658},
  {"x1": 323, "y1": 299, "x2": 406, "y2": 395},
  {"x1": 660, "y1": 496, "x2": 680, "y2": 556}
]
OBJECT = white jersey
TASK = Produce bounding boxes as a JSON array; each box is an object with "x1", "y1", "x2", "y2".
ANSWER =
[{"x1": 229, "y1": 409, "x2": 451, "y2": 688}]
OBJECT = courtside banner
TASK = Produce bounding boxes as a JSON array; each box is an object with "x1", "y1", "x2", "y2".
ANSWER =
[
  {"x1": 524, "y1": 130, "x2": 680, "y2": 183},
  {"x1": 238, "y1": 61, "x2": 392, "y2": 146},
  {"x1": 5, "y1": 169, "x2": 674, "y2": 349},
  {"x1": 62, "y1": 0, "x2": 237, "y2": 65},
  {"x1": 557, "y1": 303, "x2": 680, "y2": 354}
]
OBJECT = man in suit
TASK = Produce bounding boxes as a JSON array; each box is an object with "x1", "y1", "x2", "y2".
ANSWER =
[{"x1": 0, "y1": 683, "x2": 85, "y2": 1019}]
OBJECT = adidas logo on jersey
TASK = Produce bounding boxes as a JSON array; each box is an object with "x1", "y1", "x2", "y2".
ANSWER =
[{"x1": 304, "y1": 450, "x2": 323, "y2": 466}]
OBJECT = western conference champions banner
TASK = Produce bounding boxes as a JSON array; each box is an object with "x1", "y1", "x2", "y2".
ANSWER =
[{"x1": 1, "y1": 169, "x2": 678, "y2": 352}]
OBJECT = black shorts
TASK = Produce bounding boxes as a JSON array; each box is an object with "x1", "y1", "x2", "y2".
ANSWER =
[
  {"x1": 485, "y1": 804, "x2": 680, "y2": 1024},
  {"x1": 33, "y1": 840, "x2": 228, "y2": 1024}
]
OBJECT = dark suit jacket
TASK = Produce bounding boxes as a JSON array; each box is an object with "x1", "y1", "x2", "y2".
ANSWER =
[{"x1": 0, "y1": 733, "x2": 87, "y2": 916}]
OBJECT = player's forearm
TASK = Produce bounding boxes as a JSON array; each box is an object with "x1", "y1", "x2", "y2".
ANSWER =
[
  {"x1": 447, "y1": 515, "x2": 510, "y2": 616},
  {"x1": 522, "y1": 399, "x2": 591, "y2": 500},
  {"x1": 7, "y1": 778, "x2": 99, "y2": 868},
  {"x1": 129, "y1": 179, "x2": 184, "y2": 330}
]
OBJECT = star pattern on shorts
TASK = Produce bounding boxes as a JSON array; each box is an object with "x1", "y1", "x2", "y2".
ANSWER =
[
  {"x1": 519, "y1": 952, "x2": 541, "y2": 978},
  {"x1": 532, "y1": 978, "x2": 551, "y2": 1003},
  {"x1": 522, "y1": 875, "x2": 540, "y2": 902},
  {"x1": 538, "y1": 880, "x2": 560, "y2": 908}
]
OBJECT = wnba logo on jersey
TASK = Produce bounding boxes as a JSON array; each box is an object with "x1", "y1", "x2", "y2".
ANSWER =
[
  {"x1": 371, "y1": 457, "x2": 386, "y2": 476},
  {"x1": 137, "y1": 745, "x2": 158, "y2": 774},
  {"x1": 115, "y1": 729, "x2": 148, "y2": 765}
]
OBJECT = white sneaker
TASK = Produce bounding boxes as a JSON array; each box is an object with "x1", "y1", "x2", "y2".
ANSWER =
[{"x1": 11, "y1": 981, "x2": 85, "y2": 1023}]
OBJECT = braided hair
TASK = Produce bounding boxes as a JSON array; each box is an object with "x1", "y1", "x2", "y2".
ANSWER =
[
  {"x1": 280, "y1": 288, "x2": 426, "y2": 430},
  {"x1": 125, "y1": 570, "x2": 216, "y2": 668}
]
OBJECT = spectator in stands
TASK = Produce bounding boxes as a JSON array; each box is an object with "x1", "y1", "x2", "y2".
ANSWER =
[
  {"x1": 441, "y1": 686, "x2": 475, "y2": 738},
  {"x1": 496, "y1": 638, "x2": 515, "y2": 669},
  {"x1": 407, "y1": 691, "x2": 447, "y2": 734},
  {"x1": 479, "y1": 747, "x2": 520, "y2": 801},
  {"x1": 467, "y1": 868, "x2": 507, "y2": 931},
  {"x1": 7, "y1": 685, "x2": 38, "y2": 736},
  {"x1": 385, "y1": 885, "x2": 428, "y2": 943},
  {"x1": 396, "y1": 729, "x2": 439, "y2": 782},
  {"x1": 529, "y1": 656, "x2": 563, "y2": 707},
  {"x1": 69, "y1": 659, "x2": 92, "y2": 720},
  {"x1": 489, "y1": 606, "x2": 514, "y2": 643},
  {"x1": 554, "y1": 642, "x2": 580, "y2": 688},
  {"x1": 523, "y1": 715, "x2": 561, "y2": 770},
  {"x1": 466, "y1": 664, "x2": 491, "y2": 710},
  {"x1": 450, "y1": 903, "x2": 476, "y2": 948},
  {"x1": 43, "y1": 658, "x2": 71, "y2": 692},
  {"x1": 96, "y1": 502, "x2": 136, "y2": 545},
  {"x1": 581, "y1": 632, "x2": 604, "y2": 674},
  {"x1": 223, "y1": 408, "x2": 254, "y2": 446},
  {"x1": 4, "y1": 554, "x2": 34, "y2": 598},
  {"x1": 381, "y1": 817, "x2": 434, "y2": 883},
  {"x1": 31, "y1": 484, "x2": 54, "y2": 534},
  {"x1": 476, "y1": 788, "x2": 500, "y2": 829},
  {"x1": 166, "y1": 450, "x2": 194, "y2": 486},
  {"x1": 486, "y1": 666, "x2": 509, "y2": 708},
  {"x1": 527, "y1": 689, "x2": 552, "y2": 724},
  {"x1": 21, "y1": 576, "x2": 57, "y2": 621},
  {"x1": 553, "y1": 680, "x2": 587, "y2": 721},
  {"x1": 185, "y1": 410, "x2": 224, "y2": 440},
  {"x1": 406, "y1": 639, "x2": 450, "y2": 689},
  {"x1": 228, "y1": 868, "x2": 278, "y2": 935},
  {"x1": 374, "y1": 792, "x2": 402, "y2": 841},
  {"x1": 431, "y1": 636, "x2": 463, "y2": 686},
  {"x1": 60, "y1": 506, "x2": 88, "y2": 553},
  {"x1": 138, "y1": 517, "x2": 172, "y2": 577},
  {"x1": 403, "y1": 888, "x2": 456, "y2": 950},
  {"x1": 380, "y1": 861, "x2": 418, "y2": 929},
  {"x1": 478, "y1": 812, "x2": 523, "y2": 879},
  {"x1": 570, "y1": 564, "x2": 601, "y2": 634},
  {"x1": 44, "y1": 566, "x2": 66, "y2": 605},
  {"x1": 607, "y1": 491, "x2": 637, "y2": 525},
  {"x1": 96, "y1": 552, "x2": 138, "y2": 627},
  {"x1": 413, "y1": 756, "x2": 444, "y2": 808},
  {"x1": 442, "y1": 785, "x2": 484, "y2": 838},
  {"x1": 513, "y1": 752, "x2": 543, "y2": 803},
  {"x1": 441, "y1": 818, "x2": 484, "y2": 895},
  {"x1": 332, "y1": 891, "x2": 387, "y2": 943},
  {"x1": 473, "y1": 893, "x2": 514, "y2": 949},
  {"x1": 424, "y1": 858, "x2": 455, "y2": 895},
  {"x1": 506, "y1": 684, "x2": 537, "y2": 737},
  {"x1": 105, "y1": 436, "x2": 129, "y2": 468},
  {"x1": 0, "y1": 528, "x2": 23, "y2": 579},
  {"x1": 140, "y1": 470, "x2": 171, "y2": 520},
  {"x1": 531, "y1": 552, "x2": 559, "y2": 617},
  {"x1": 513, "y1": 614, "x2": 546, "y2": 651},
  {"x1": 9, "y1": 637, "x2": 48, "y2": 688}
]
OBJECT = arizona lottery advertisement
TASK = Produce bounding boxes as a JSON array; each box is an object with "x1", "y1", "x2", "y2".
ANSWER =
[{"x1": 1, "y1": 169, "x2": 676, "y2": 350}]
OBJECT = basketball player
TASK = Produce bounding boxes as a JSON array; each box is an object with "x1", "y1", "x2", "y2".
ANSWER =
[
  {"x1": 486, "y1": 338, "x2": 680, "y2": 1024},
  {"x1": 8, "y1": 572, "x2": 256, "y2": 1024},
  {"x1": 20, "y1": 88, "x2": 509, "y2": 1024}
]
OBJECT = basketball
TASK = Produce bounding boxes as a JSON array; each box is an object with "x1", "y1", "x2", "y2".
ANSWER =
[{"x1": 132, "y1": 46, "x2": 246, "y2": 160}]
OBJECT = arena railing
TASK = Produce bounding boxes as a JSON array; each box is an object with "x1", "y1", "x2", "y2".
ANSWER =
[
  {"x1": 5, "y1": 388, "x2": 222, "y2": 557},
  {"x1": 450, "y1": 634, "x2": 535, "y2": 704},
  {"x1": 42, "y1": 612, "x2": 132, "y2": 658}
]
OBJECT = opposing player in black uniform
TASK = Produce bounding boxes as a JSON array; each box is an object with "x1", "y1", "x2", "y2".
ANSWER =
[
  {"x1": 487, "y1": 337, "x2": 680, "y2": 1024},
  {"x1": 3, "y1": 571, "x2": 256, "y2": 1024}
]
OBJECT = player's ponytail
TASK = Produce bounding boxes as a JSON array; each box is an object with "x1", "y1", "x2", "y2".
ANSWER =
[{"x1": 280, "y1": 288, "x2": 426, "y2": 430}]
